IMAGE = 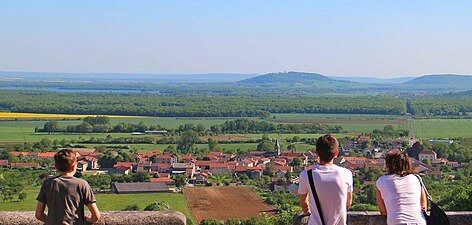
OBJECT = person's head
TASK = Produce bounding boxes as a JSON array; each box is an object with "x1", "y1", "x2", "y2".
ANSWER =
[
  {"x1": 384, "y1": 150, "x2": 414, "y2": 176},
  {"x1": 315, "y1": 135, "x2": 339, "y2": 163},
  {"x1": 54, "y1": 149, "x2": 77, "y2": 173}
]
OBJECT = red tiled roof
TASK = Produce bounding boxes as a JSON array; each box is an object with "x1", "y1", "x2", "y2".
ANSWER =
[
  {"x1": 274, "y1": 165, "x2": 292, "y2": 172},
  {"x1": 246, "y1": 165, "x2": 263, "y2": 171},
  {"x1": 38, "y1": 152, "x2": 56, "y2": 158},
  {"x1": 210, "y1": 163, "x2": 228, "y2": 169},
  {"x1": 419, "y1": 150, "x2": 437, "y2": 155},
  {"x1": 235, "y1": 165, "x2": 247, "y2": 172},
  {"x1": 78, "y1": 160, "x2": 88, "y2": 165},
  {"x1": 158, "y1": 173, "x2": 170, "y2": 178},
  {"x1": 114, "y1": 162, "x2": 136, "y2": 168},
  {"x1": 195, "y1": 161, "x2": 212, "y2": 166},
  {"x1": 150, "y1": 177, "x2": 175, "y2": 183},
  {"x1": 10, "y1": 152, "x2": 31, "y2": 157},
  {"x1": 208, "y1": 152, "x2": 223, "y2": 156},
  {"x1": 0, "y1": 160, "x2": 9, "y2": 166},
  {"x1": 114, "y1": 165, "x2": 130, "y2": 172},
  {"x1": 156, "y1": 155, "x2": 175, "y2": 159},
  {"x1": 82, "y1": 156, "x2": 98, "y2": 162},
  {"x1": 11, "y1": 162, "x2": 40, "y2": 167},
  {"x1": 180, "y1": 154, "x2": 192, "y2": 160}
]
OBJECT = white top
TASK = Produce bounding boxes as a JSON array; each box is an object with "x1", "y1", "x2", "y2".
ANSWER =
[
  {"x1": 376, "y1": 174, "x2": 427, "y2": 225},
  {"x1": 298, "y1": 164, "x2": 353, "y2": 225}
]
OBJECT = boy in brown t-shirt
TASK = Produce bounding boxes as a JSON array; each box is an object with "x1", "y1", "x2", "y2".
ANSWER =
[{"x1": 35, "y1": 149, "x2": 101, "y2": 225}]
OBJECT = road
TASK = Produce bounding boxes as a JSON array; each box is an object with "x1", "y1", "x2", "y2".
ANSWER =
[{"x1": 407, "y1": 113, "x2": 418, "y2": 147}]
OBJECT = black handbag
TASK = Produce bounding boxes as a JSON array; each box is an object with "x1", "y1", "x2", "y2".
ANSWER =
[
  {"x1": 307, "y1": 169, "x2": 326, "y2": 225},
  {"x1": 415, "y1": 175, "x2": 450, "y2": 225}
]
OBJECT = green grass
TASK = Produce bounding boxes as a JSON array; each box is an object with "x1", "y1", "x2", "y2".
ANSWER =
[
  {"x1": 0, "y1": 187, "x2": 194, "y2": 222},
  {"x1": 271, "y1": 113, "x2": 405, "y2": 121},
  {"x1": 413, "y1": 119, "x2": 472, "y2": 139}
]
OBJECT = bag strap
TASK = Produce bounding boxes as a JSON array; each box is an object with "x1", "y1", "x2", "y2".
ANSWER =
[
  {"x1": 414, "y1": 174, "x2": 432, "y2": 201},
  {"x1": 308, "y1": 169, "x2": 326, "y2": 225}
]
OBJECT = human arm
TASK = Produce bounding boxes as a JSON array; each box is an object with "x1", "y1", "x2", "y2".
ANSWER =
[
  {"x1": 299, "y1": 193, "x2": 310, "y2": 216},
  {"x1": 35, "y1": 201, "x2": 47, "y2": 223},
  {"x1": 376, "y1": 188, "x2": 387, "y2": 215},
  {"x1": 420, "y1": 188, "x2": 427, "y2": 212},
  {"x1": 85, "y1": 202, "x2": 101, "y2": 224},
  {"x1": 346, "y1": 191, "x2": 353, "y2": 209}
]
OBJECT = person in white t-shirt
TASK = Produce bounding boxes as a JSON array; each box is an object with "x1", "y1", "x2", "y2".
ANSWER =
[
  {"x1": 376, "y1": 150, "x2": 427, "y2": 225},
  {"x1": 299, "y1": 135, "x2": 353, "y2": 225}
]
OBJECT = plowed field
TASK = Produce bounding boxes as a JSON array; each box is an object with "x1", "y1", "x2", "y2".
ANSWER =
[{"x1": 184, "y1": 187, "x2": 277, "y2": 223}]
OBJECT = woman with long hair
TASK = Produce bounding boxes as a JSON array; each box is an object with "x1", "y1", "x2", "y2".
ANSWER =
[{"x1": 376, "y1": 150, "x2": 427, "y2": 225}]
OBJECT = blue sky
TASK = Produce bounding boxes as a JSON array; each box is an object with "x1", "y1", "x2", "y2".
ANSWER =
[{"x1": 0, "y1": 0, "x2": 471, "y2": 77}]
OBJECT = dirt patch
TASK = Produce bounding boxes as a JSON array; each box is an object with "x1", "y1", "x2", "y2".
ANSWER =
[
  {"x1": 184, "y1": 187, "x2": 277, "y2": 224},
  {"x1": 199, "y1": 135, "x2": 252, "y2": 141},
  {"x1": 269, "y1": 119, "x2": 406, "y2": 125}
]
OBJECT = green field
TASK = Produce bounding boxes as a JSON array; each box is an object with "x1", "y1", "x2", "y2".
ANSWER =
[
  {"x1": 413, "y1": 119, "x2": 472, "y2": 139},
  {"x1": 270, "y1": 113, "x2": 407, "y2": 133},
  {"x1": 0, "y1": 187, "x2": 193, "y2": 221},
  {"x1": 0, "y1": 113, "x2": 407, "y2": 143},
  {"x1": 272, "y1": 113, "x2": 405, "y2": 121}
]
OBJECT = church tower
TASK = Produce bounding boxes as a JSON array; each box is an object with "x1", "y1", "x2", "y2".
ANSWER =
[{"x1": 274, "y1": 135, "x2": 281, "y2": 157}]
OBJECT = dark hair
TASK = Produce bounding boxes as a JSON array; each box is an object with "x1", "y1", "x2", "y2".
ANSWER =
[
  {"x1": 55, "y1": 149, "x2": 76, "y2": 172},
  {"x1": 315, "y1": 135, "x2": 339, "y2": 162},
  {"x1": 385, "y1": 150, "x2": 414, "y2": 176}
]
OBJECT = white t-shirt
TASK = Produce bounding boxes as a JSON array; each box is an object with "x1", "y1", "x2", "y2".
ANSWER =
[
  {"x1": 298, "y1": 164, "x2": 353, "y2": 225},
  {"x1": 376, "y1": 174, "x2": 427, "y2": 225}
]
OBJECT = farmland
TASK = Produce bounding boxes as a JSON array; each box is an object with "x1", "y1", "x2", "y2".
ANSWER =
[
  {"x1": 413, "y1": 119, "x2": 472, "y2": 139},
  {"x1": 184, "y1": 187, "x2": 277, "y2": 224}
]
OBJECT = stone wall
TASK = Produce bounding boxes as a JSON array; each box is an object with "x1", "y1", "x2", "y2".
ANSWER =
[
  {"x1": 0, "y1": 211, "x2": 186, "y2": 225},
  {"x1": 293, "y1": 212, "x2": 472, "y2": 225}
]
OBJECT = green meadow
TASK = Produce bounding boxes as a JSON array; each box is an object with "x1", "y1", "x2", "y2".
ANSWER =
[{"x1": 413, "y1": 119, "x2": 472, "y2": 139}]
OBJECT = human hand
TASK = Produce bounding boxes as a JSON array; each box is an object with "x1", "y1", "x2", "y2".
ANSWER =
[{"x1": 85, "y1": 214, "x2": 94, "y2": 224}]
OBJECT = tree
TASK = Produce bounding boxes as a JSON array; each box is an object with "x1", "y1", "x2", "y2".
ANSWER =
[
  {"x1": 144, "y1": 201, "x2": 170, "y2": 211},
  {"x1": 43, "y1": 121, "x2": 59, "y2": 134},
  {"x1": 172, "y1": 174, "x2": 188, "y2": 187},
  {"x1": 290, "y1": 158, "x2": 303, "y2": 166},
  {"x1": 122, "y1": 204, "x2": 140, "y2": 211},
  {"x1": 77, "y1": 122, "x2": 93, "y2": 133},
  {"x1": 208, "y1": 138, "x2": 218, "y2": 151},
  {"x1": 18, "y1": 192, "x2": 26, "y2": 202},
  {"x1": 177, "y1": 130, "x2": 199, "y2": 152}
]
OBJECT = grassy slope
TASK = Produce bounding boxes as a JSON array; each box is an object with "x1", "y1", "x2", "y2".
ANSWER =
[{"x1": 0, "y1": 187, "x2": 194, "y2": 221}]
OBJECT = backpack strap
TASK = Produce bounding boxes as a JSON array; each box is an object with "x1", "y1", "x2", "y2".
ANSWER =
[
  {"x1": 308, "y1": 169, "x2": 326, "y2": 225},
  {"x1": 414, "y1": 174, "x2": 432, "y2": 201}
]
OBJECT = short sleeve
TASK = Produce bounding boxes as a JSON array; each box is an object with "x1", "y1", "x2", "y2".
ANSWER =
[
  {"x1": 36, "y1": 180, "x2": 47, "y2": 203},
  {"x1": 376, "y1": 176, "x2": 384, "y2": 191},
  {"x1": 83, "y1": 181, "x2": 96, "y2": 205},
  {"x1": 298, "y1": 170, "x2": 309, "y2": 194},
  {"x1": 346, "y1": 170, "x2": 353, "y2": 192}
]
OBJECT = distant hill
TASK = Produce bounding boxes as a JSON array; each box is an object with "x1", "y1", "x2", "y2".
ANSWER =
[
  {"x1": 406, "y1": 74, "x2": 472, "y2": 85},
  {"x1": 329, "y1": 76, "x2": 415, "y2": 84},
  {"x1": 238, "y1": 71, "x2": 352, "y2": 86},
  {"x1": 0, "y1": 71, "x2": 258, "y2": 83}
]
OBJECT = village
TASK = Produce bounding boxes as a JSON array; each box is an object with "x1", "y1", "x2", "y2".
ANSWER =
[{"x1": 0, "y1": 135, "x2": 467, "y2": 196}]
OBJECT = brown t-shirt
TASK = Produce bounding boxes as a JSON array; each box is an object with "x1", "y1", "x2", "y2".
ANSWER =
[{"x1": 37, "y1": 175, "x2": 96, "y2": 225}]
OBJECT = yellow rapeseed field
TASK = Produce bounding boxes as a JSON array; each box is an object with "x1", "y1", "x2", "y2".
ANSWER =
[{"x1": 0, "y1": 112, "x2": 150, "y2": 119}]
